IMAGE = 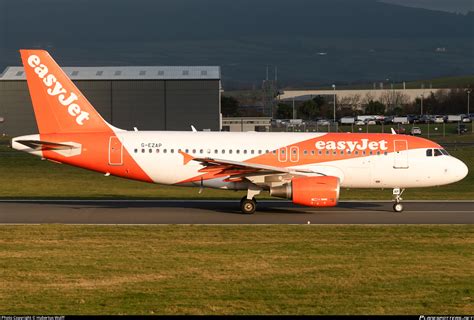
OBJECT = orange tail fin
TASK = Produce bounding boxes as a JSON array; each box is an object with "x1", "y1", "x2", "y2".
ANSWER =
[{"x1": 20, "y1": 49, "x2": 113, "y2": 134}]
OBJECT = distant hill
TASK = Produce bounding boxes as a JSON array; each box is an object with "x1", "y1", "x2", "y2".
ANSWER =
[{"x1": 0, "y1": 0, "x2": 472, "y2": 88}]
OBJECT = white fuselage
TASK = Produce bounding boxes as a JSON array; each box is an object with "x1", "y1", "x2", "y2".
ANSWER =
[{"x1": 113, "y1": 131, "x2": 467, "y2": 189}]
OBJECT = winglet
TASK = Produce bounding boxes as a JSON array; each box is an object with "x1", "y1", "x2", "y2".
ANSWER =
[
  {"x1": 391, "y1": 128, "x2": 397, "y2": 135},
  {"x1": 191, "y1": 125, "x2": 197, "y2": 132},
  {"x1": 179, "y1": 150, "x2": 194, "y2": 165}
]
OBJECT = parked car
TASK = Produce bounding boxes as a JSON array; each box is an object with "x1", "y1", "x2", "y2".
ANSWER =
[
  {"x1": 355, "y1": 120, "x2": 365, "y2": 126},
  {"x1": 458, "y1": 124, "x2": 468, "y2": 135},
  {"x1": 407, "y1": 114, "x2": 420, "y2": 124},
  {"x1": 462, "y1": 116, "x2": 471, "y2": 123},
  {"x1": 383, "y1": 116, "x2": 393, "y2": 124},
  {"x1": 410, "y1": 127, "x2": 422, "y2": 135},
  {"x1": 419, "y1": 115, "x2": 432, "y2": 124},
  {"x1": 365, "y1": 119, "x2": 377, "y2": 125},
  {"x1": 316, "y1": 119, "x2": 330, "y2": 126},
  {"x1": 433, "y1": 115, "x2": 445, "y2": 123}
]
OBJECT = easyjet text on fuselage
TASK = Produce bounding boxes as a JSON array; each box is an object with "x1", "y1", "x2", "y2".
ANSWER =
[{"x1": 315, "y1": 139, "x2": 388, "y2": 152}]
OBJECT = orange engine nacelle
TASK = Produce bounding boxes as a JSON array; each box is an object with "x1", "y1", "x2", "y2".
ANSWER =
[{"x1": 270, "y1": 176, "x2": 340, "y2": 207}]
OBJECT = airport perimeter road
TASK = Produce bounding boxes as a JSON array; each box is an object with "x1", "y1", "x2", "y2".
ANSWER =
[{"x1": 0, "y1": 200, "x2": 473, "y2": 224}]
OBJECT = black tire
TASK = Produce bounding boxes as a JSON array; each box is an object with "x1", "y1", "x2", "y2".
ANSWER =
[
  {"x1": 241, "y1": 198, "x2": 257, "y2": 214},
  {"x1": 393, "y1": 203, "x2": 404, "y2": 212}
]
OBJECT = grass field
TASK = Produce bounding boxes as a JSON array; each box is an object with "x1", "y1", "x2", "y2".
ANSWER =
[
  {"x1": 0, "y1": 225, "x2": 472, "y2": 315},
  {"x1": 0, "y1": 134, "x2": 472, "y2": 200}
]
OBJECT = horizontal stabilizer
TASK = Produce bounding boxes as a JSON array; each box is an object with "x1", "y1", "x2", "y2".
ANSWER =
[{"x1": 15, "y1": 140, "x2": 78, "y2": 151}]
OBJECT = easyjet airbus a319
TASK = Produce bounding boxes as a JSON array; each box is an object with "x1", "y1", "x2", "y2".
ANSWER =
[{"x1": 12, "y1": 50, "x2": 468, "y2": 213}]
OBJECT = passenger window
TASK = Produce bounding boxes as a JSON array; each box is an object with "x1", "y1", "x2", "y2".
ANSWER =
[
  {"x1": 340, "y1": 151, "x2": 344, "y2": 155},
  {"x1": 311, "y1": 150, "x2": 315, "y2": 156},
  {"x1": 348, "y1": 151, "x2": 352, "y2": 155},
  {"x1": 222, "y1": 150, "x2": 226, "y2": 154},
  {"x1": 355, "y1": 151, "x2": 359, "y2": 155},
  {"x1": 272, "y1": 150, "x2": 276, "y2": 155},
  {"x1": 376, "y1": 151, "x2": 380, "y2": 155},
  {"x1": 200, "y1": 149, "x2": 203, "y2": 154},
  {"x1": 163, "y1": 149, "x2": 167, "y2": 153},
  {"x1": 236, "y1": 150, "x2": 240, "y2": 154},
  {"x1": 192, "y1": 149, "x2": 196, "y2": 154},
  {"x1": 326, "y1": 151, "x2": 330, "y2": 155},
  {"x1": 134, "y1": 149, "x2": 137, "y2": 153},
  {"x1": 215, "y1": 149, "x2": 218, "y2": 154},
  {"x1": 434, "y1": 149, "x2": 442, "y2": 157},
  {"x1": 156, "y1": 149, "x2": 160, "y2": 153},
  {"x1": 171, "y1": 149, "x2": 174, "y2": 153},
  {"x1": 304, "y1": 150, "x2": 308, "y2": 155},
  {"x1": 426, "y1": 149, "x2": 432, "y2": 157},
  {"x1": 229, "y1": 150, "x2": 233, "y2": 154},
  {"x1": 141, "y1": 149, "x2": 145, "y2": 153},
  {"x1": 258, "y1": 150, "x2": 262, "y2": 154},
  {"x1": 251, "y1": 150, "x2": 255, "y2": 154},
  {"x1": 243, "y1": 150, "x2": 247, "y2": 154}
]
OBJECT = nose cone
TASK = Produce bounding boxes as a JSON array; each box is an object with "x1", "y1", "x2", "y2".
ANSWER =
[{"x1": 453, "y1": 158, "x2": 469, "y2": 182}]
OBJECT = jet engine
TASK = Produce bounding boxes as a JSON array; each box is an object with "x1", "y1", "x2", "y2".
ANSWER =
[{"x1": 270, "y1": 176, "x2": 340, "y2": 207}]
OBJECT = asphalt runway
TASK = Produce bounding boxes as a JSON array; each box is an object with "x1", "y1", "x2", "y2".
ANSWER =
[{"x1": 0, "y1": 200, "x2": 473, "y2": 224}]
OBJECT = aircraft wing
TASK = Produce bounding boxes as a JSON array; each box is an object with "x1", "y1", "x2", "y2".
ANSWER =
[{"x1": 192, "y1": 157, "x2": 316, "y2": 175}]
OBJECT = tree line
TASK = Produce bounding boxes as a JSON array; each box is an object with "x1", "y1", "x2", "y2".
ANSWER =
[{"x1": 222, "y1": 88, "x2": 472, "y2": 119}]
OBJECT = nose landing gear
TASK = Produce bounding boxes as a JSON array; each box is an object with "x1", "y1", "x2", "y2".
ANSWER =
[{"x1": 392, "y1": 188, "x2": 405, "y2": 212}]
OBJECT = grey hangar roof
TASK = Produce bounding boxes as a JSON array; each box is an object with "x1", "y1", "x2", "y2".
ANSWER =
[{"x1": 0, "y1": 66, "x2": 221, "y2": 81}]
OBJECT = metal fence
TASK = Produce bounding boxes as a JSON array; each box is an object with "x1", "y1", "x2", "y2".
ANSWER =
[{"x1": 270, "y1": 121, "x2": 474, "y2": 136}]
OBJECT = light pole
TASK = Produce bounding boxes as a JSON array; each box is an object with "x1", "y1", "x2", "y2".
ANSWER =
[
  {"x1": 332, "y1": 84, "x2": 336, "y2": 123},
  {"x1": 420, "y1": 93, "x2": 424, "y2": 116},
  {"x1": 467, "y1": 89, "x2": 471, "y2": 116}
]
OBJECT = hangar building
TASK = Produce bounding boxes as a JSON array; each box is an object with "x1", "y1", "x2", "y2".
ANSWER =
[{"x1": 0, "y1": 66, "x2": 221, "y2": 136}]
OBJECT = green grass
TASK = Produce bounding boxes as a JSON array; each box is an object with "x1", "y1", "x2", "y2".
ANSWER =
[
  {"x1": 0, "y1": 134, "x2": 473, "y2": 200},
  {"x1": 0, "y1": 225, "x2": 472, "y2": 315}
]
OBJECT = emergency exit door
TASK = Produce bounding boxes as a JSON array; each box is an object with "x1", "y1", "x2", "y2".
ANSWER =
[{"x1": 393, "y1": 140, "x2": 408, "y2": 169}]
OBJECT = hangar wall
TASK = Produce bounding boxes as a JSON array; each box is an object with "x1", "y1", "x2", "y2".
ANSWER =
[{"x1": 0, "y1": 67, "x2": 221, "y2": 136}]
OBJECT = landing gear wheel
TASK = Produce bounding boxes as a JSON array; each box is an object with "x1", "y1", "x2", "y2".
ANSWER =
[
  {"x1": 392, "y1": 188, "x2": 405, "y2": 213},
  {"x1": 241, "y1": 198, "x2": 257, "y2": 214},
  {"x1": 393, "y1": 203, "x2": 404, "y2": 212}
]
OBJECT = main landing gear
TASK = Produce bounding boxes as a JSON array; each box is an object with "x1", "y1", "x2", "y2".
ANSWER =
[
  {"x1": 240, "y1": 196, "x2": 257, "y2": 214},
  {"x1": 240, "y1": 186, "x2": 261, "y2": 214},
  {"x1": 392, "y1": 188, "x2": 405, "y2": 212}
]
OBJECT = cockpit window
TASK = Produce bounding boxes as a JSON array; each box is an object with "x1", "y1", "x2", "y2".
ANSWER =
[
  {"x1": 440, "y1": 149, "x2": 449, "y2": 156},
  {"x1": 426, "y1": 149, "x2": 432, "y2": 157},
  {"x1": 434, "y1": 149, "x2": 443, "y2": 157}
]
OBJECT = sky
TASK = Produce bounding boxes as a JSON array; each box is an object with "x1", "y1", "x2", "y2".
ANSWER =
[{"x1": 0, "y1": 0, "x2": 472, "y2": 88}]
